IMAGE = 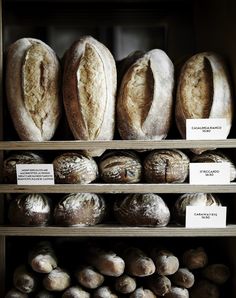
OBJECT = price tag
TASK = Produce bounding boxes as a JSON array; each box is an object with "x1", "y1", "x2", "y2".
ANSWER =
[
  {"x1": 186, "y1": 206, "x2": 227, "y2": 228},
  {"x1": 16, "y1": 164, "x2": 55, "y2": 185},
  {"x1": 189, "y1": 163, "x2": 230, "y2": 185},
  {"x1": 186, "y1": 118, "x2": 227, "y2": 140}
]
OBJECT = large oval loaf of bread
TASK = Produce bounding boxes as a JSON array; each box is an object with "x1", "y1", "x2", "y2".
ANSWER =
[
  {"x1": 63, "y1": 36, "x2": 117, "y2": 155},
  {"x1": 175, "y1": 52, "x2": 233, "y2": 139},
  {"x1": 6, "y1": 38, "x2": 62, "y2": 141},
  {"x1": 117, "y1": 49, "x2": 174, "y2": 140}
]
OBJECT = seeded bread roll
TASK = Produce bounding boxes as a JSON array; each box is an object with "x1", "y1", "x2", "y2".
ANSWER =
[
  {"x1": 62, "y1": 286, "x2": 90, "y2": 298},
  {"x1": 13, "y1": 265, "x2": 37, "y2": 294},
  {"x1": 147, "y1": 274, "x2": 171, "y2": 296},
  {"x1": 173, "y1": 193, "x2": 221, "y2": 225},
  {"x1": 144, "y1": 149, "x2": 189, "y2": 183},
  {"x1": 117, "y1": 49, "x2": 174, "y2": 140},
  {"x1": 63, "y1": 35, "x2": 117, "y2": 157},
  {"x1": 114, "y1": 193, "x2": 170, "y2": 226},
  {"x1": 75, "y1": 265, "x2": 104, "y2": 289},
  {"x1": 190, "y1": 279, "x2": 220, "y2": 298},
  {"x1": 182, "y1": 247, "x2": 208, "y2": 270},
  {"x1": 99, "y1": 151, "x2": 142, "y2": 183},
  {"x1": 165, "y1": 287, "x2": 189, "y2": 298},
  {"x1": 5, "y1": 289, "x2": 28, "y2": 298},
  {"x1": 35, "y1": 290, "x2": 56, "y2": 298},
  {"x1": 171, "y1": 268, "x2": 195, "y2": 289},
  {"x1": 8, "y1": 194, "x2": 51, "y2": 226},
  {"x1": 175, "y1": 52, "x2": 233, "y2": 154},
  {"x1": 93, "y1": 286, "x2": 118, "y2": 298},
  {"x1": 3, "y1": 152, "x2": 45, "y2": 183},
  {"x1": 53, "y1": 152, "x2": 98, "y2": 184},
  {"x1": 6, "y1": 38, "x2": 61, "y2": 141},
  {"x1": 151, "y1": 249, "x2": 179, "y2": 276},
  {"x1": 54, "y1": 193, "x2": 106, "y2": 226},
  {"x1": 129, "y1": 287, "x2": 156, "y2": 298},
  {"x1": 202, "y1": 264, "x2": 230, "y2": 284},
  {"x1": 115, "y1": 274, "x2": 136, "y2": 294},
  {"x1": 43, "y1": 267, "x2": 71, "y2": 292}
]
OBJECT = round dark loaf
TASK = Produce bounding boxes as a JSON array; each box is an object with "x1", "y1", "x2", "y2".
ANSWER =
[
  {"x1": 99, "y1": 151, "x2": 142, "y2": 183},
  {"x1": 8, "y1": 194, "x2": 51, "y2": 226},
  {"x1": 114, "y1": 193, "x2": 170, "y2": 226},
  {"x1": 5, "y1": 289, "x2": 29, "y2": 298},
  {"x1": 129, "y1": 287, "x2": 156, "y2": 298},
  {"x1": 182, "y1": 247, "x2": 208, "y2": 270},
  {"x1": 53, "y1": 152, "x2": 98, "y2": 184},
  {"x1": 35, "y1": 290, "x2": 56, "y2": 298},
  {"x1": 54, "y1": 193, "x2": 106, "y2": 226},
  {"x1": 190, "y1": 279, "x2": 220, "y2": 298},
  {"x1": 13, "y1": 265, "x2": 37, "y2": 294},
  {"x1": 144, "y1": 149, "x2": 189, "y2": 183}
]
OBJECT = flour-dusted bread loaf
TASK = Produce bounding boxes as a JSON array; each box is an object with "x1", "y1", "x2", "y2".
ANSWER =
[
  {"x1": 117, "y1": 49, "x2": 174, "y2": 140},
  {"x1": 114, "y1": 193, "x2": 170, "y2": 226},
  {"x1": 173, "y1": 193, "x2": 221, "y2": 225},
  {"x1": 53, "y1": 152, "x2": 98, "y2": 184},
  {"x1": 99, "y1": 151, "x2": 142, "y2": 183},
  {"x1": 54, "y1": 193, "x2": 106, "y2": 226},
  {"x1": 5, "y1": 289, "x2": 29, "y2": 298},
  {"x1": 62, "y1": 286, "x2": 90, "y2": 298},
  {"x1": 129, "y1": 287, "x2": 157, "y2": 298},
  {"x1": 28, "y1": 241, "x2": 57, "y2": 273},
  {"x1": 165, "y1": 287, "x2": 189, "y2": 298},
  {"x1": 6, "y1": 38, "x2": 62, "y2": 141},
  {"x1": 175, "y1": 52, "x2": 233, "y2": 153},
  {"x1": 8, "y1": 194, "x2": 51, "y2": 226},
  {"x1": 93, "y1": 286, "x2": 118, "y2": 298},
  {"x1": 115, "y1": 274, "x2": 136, "y2": 294},
  {"x1": 63, "y1": 35, "x2": 117, "y2": 156},
  {"x1": 144, "y1": 149, "x2": 189, "y2": 183},
  {"x1": 171, "y1": 268, "x2": 195, "y2": 289},
  {"x1": 13, "y1": 265, "x2": 37, "y2": 294},
  {"x1": 75, "y1": 265, "x2": 104, "y2": 289},
  {"x1": 147, "y1": 274, "x2": 171, "y2": 296},
  {"x1": 3, "y1": 152, "x2": 45, "y2": 183},
  {"x1": 182, "y1": 247, "x2": 208, "y2": 270},
  {"x1": 151, "y1": 249, "x2": 179, "y2": 276},
  {"x1": 43, "y1": 267, "x2": 71, "y2": 292}
]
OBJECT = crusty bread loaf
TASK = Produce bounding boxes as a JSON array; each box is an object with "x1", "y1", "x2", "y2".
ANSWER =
[
  {"x1": 190, "y1": 279, "x2": 220, "y2": 298},
  {"x1": 43, "y1": 267, "x2": 71, "y2": 292},
  {"x1": 129, "y1": 287, "x2": 157, "y2": 298},
  {"x1": 175, "y1": 52, "x2": 233, "y2": 153},
  {"x1": 63, "y1": 35, "x2": 117, "y2": 156},
  {"x1": 54, "y1": 193, "x2": 106, "y2": 226},
  {"x1": 147, "y1": 274, "x2": 171, "y2": 296},
  {"x1": 151, "y1": 249, "x2": 179, "y2": 276},
  {"x1": 114, "y1": 193, "x2": 170, "y2": 226},
  {"x1": 93, "y1": 286, "x2": 118, "y2": 298},
  {"x1": 13, "y1": 265, "x2": 37, "y2": 294},
  {"x1": 115, "y1": 274, "x2": 136, "y2": 294},
  {"x1": 202, "y1": 264, "x2": 230, "y2": 285},
  {"x1": 117, "y1": 49, "x2": 174, "y2": 140},
  {"x1": 62, "y1": 286, "x2": 90, "y2": 298},
  {"x1": 35, "y1": 290, "x2": 56, "y2": 297},
  {"x1": 182, "y1": 247, "x2": 208, "y2": 270},
  {"x1": 8, "y1": 194, "x2": 51, "y2": 226},
  {"x1": 171, "y1": 268, "x2": 195, "y2": 289},
  {"x1": 144, "y1": 149, "x2": 189, "y2": 183},
  {"x1": 6, "y1": 38, "x2": 62, "y2": 141},
  {"x1": 75, "y1": 265, "x2": 104, "y2": 289},
  {"x1": 53, "y1": 152, "x2": 98, "y2": 184},
  {"x1": 165, "y1": 286, "x2": 189, "y2": 298},
  {"x1": 5, "y1": 289, "x2": 29, "y2": 298}
]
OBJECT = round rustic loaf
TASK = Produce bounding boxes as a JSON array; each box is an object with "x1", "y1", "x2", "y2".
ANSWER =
[
  {"x1": 93, "y1": 286, "x2": 118, "y2": 298},
  {"x1": 202, "y1": 264, "x2": 230, "y2": 285},
  {"x1": 115, "y1": 274, "x2": 136, "y2": 294},
  {"x1": 6, "y1": 38, "x2": 62, "y2": 141},
  {"x1": 171, "y1": 268, "x2": 195, "y2": 289},
  {"x1": 53, "y1": 152, "x2": 98, "y2": 184},
  {"x1": 151, "y1": 250, "x2": 179, "y2": 276},
  {"x1": 3, "y1": 152, "x2": 45, "y2": 183},
  {"x1": 190, "y1": 279, "x2": 220, "y2": 298},
  {"x1": 129, "y1": 287, "x2": 156, "y2": 298},
  {"x1": 54, "y1": 193, "x2": 106, "y2": 226},
  {"x1": 144, "y1": 149, "x2": 189, "y2": 183},
  {"x1": 75, "y1": 265, "x2": 104, "y2": 289},
  {"x1": 8, "y1": 194, "x2": 51, "y2": 226},
  {"x1": 13, "y1": 265, "x2": 37, "y2": 294},
  {"x1": 173, "y1": 193, "x2": 221, "y2": 225},
  {"x1": 99, "y1": 151, "x2": 142, "y2": 183},
  {"x1": 147, "y1": 274, "x2": 171, "y2": 296},
  {"x1": 114, "y1": 193, "x2": 170, "y2": 226},
  {"x1": 35, "y1": 290, "x2": 56, "y2": 297},
  {"x1": 62, "y1": 286, "x2": 90, "y2": 298},
  {"x1": 182, "y1": 247, "x2": 208, "y2": 270},
  {"x1": 43, "y1": 267, "x2": 71, "y2": 292},
  {"x1": 5, "y1": 289, "x2": 29, "y2": 298},
  {"x1": 165, "y1": 286, "x2": 189, "y2": 298}
]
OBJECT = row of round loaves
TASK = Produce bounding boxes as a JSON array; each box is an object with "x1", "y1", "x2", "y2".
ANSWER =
[
  {"x1": 3, "y1": 149, "x2": 236, "y2": 184},
  {"x1": 7, "y1": 192, "x2": 222, "y2": 227},
  {"x1": 5, "y1": 36, "x2": 234, "y2": 157}
]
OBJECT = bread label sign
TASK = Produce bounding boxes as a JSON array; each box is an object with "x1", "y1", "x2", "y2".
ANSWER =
[
  {"x1": 189, "y1": 163, "x2": 230, "y2": 184},
  {"x1": 186, "y1": 206, "x2": 227, "y2": 228},
  {"x1": 186, "y1": 118, "x2": 227, "y2": 140},
  {"x1": 16, "y1": 164, "x2": 55, "y2": 185}
]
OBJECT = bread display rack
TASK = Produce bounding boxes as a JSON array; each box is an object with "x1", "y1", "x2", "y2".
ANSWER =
[{"x1": 1, "y1": 0, "x2": 236, "y2": 296}]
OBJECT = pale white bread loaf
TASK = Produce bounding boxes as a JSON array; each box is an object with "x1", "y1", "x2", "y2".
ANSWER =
[
  {"x1": 117, "y1": 49, "x2": 174, "y2": 140},
  {"x1": 43, "y1": 267, "x2": 71, "y2": 291},
  {"x1": 6, "y1": 38, "x2": 62, "y2": 141},
  {"x1": 63, "y1": 35, "x2": 117, "y2": 156}
]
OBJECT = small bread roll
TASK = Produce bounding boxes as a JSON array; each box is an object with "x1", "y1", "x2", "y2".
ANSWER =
[
  {"x1": 93, "y1": 286, "x2": 118, "y2": 298},
  {"x1": 28, "y1": 241, "x2": 57, "y2": 273},
  {"x1": 144, "y1": 149, "x2": 189, "y2": 183},
  {"x1": 53, "y1": 152, "x2": 98, "y2": 184},
  {"x1": 115, "y1": 274, "x2": 136, "y2": 294},
  {"x1": 129, "y1": 287, "x2": 156, "y2": 298},
  {"x1": 5, "y1": 289, "x2": 28, "y2": 298},
  {"x1": 54, "y1": 193, "x2": 106, "y2": 226},
  {"x1": 75, "y1": 265, "x2": 104, "y2": 289},
  {"x1": 171, "y1": 268, "x2": 195, "y2": 288},
  {"x1": 99, "y1": 151, "x2": 142, "y2": 183},
  {"x1": 13, "y1": 265, "x2": 37, "y2": 294},
  {"x1": 165, "y1": 287, "x2": 189, "y2": 298},
  {"x1": 114, "y1": 193, "x2": 170, "y2": 226},
  {"x1": 122, "y1": 247, "x2": 155, "y2": 277},
  {"x1": 3, "y1": 152, "x2": 45, "y2": 183},
  {"x1": 62, "y1": 286, "x2": 90, "y2": 298},
  {"x1": 173, "y1": 193, "x2": 221, "y2": 225},
  {"x1": 190, "y1": 279, "x2": 220, "y2": 298},
  {"x1": 117, "y1": 49, "x2": 174, "y2": 141},
  {"x1": 43, "y1": 267, "x2": 71, "y2": 292},
  {"x1": 6, "y1": 38, "x2": 62, "y2": 141},
  {"x1": 182, "y1": 247, "x2": 208, "y2": 270},
  {"x1": 151, "y1": 249, "x2": 179, "y2": 275},
  {"x1": 35, "y1": 290, "x2": 56, "y2": 297},
  {"x1": 8, "y1": 194, "x2": 51, "y2": 226},
  {"x1": 147, "y1": 274, "x2": 171, "y2": 296},
  {"x1": 202, "y1": 264, "x2": 230, "y2": 284}
]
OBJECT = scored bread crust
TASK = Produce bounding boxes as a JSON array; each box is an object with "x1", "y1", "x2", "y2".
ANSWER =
[{"x1": 6, "y1": 38, "x2": 62, "y2": 141}]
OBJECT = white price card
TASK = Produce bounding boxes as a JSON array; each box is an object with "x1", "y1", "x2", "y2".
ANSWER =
[
  {"x1": 186, "y1": 118, "x2": 227, "y2": 140},
  {"x1": 16, "y1": 164, "x2": 55, "y2": 185},
  {"x1": 189, "y1": 163, "x2": 230, "y2": 185},
  {"x1": 186, "y1": 206, "x2": 227, "y2": 228}
]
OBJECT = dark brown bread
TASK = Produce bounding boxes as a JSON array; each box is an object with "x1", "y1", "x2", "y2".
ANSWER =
[
  {"x1": 43, "y1": 267, "x2": 71, "y2": 292},
  {"x1": 75, "y1": 265, "x2": 104, "y2": 289},
  {"x1": 5, "y1": 289, "x2": 29, "y2": 298},
  {"x1": 35, "y1": 290, "x2": 56, "y2": 298},
  {"x1": 190, "y1": 279, "x2": 220, "y2": 298},
  {"x1": 147, "y1": 274, "x2": 171, "y2": 296},
  {"x1": 202, "y1": 264, "x2": 230, "y2": 284},
  {"x1": 115, "y1": 274, "x2": 136, "y2": 294},
  {"x1": 171, "y1": 268, "x2": 195, "y2": 289},
  {"x1": 182, "y1": 247, "x2": 208, "y2": 270},
  {"x1": 13, "y1": 265, "x2": 37, "y2": 294},
  {"x1": 129, "y1": 287, "x2": 157, "y2": 298}
]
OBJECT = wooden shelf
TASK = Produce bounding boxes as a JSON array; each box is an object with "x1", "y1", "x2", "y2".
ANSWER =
[
  {"x1": 1, "y1": 183, "x2": 236, "y2": 193},
  {"x1": 1, "y1": 225, "x2": 236, "y2": 237},
  {"x1": 1, "y1": 139, "x2": 236, "y2": 150}
]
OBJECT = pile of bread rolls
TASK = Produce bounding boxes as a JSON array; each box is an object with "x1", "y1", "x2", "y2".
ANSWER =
[
  {"x1": 5, "y1": 240, "x2": 230, "y2": 297},
  {"x1": 5, "y1": 36, "x2": 234, "y2": 155}
]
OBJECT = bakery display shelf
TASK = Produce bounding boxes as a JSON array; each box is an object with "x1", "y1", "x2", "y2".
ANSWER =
[
  {"x1": 1, "y1": 225, "x2": 236, "y2": 237},
  {"x1": 1, "y1": 183, "x2": 236, "y2": 193},
  {"x1": 1, "y1": 139, "x2": 236, "y2": 150}
]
